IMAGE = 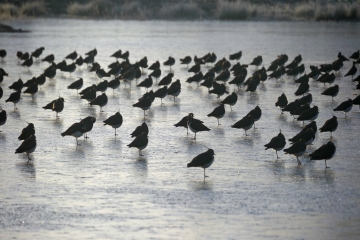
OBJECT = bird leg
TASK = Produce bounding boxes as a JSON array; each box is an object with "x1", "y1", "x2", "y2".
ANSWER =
[
  {"x1": 230, "y1": 106, "x2": 233, "y2": 111},
  {"x1": 217, "y1": 119, "x2": 220, "y2": 126},
  {"x1": 297, "y1": 157, "x2": 302, "y2": 165},
  {"x1": 325, "y1": 160, "x2": 329, "y2": 168},
  {"x1": 115, "y1": 129, "x2": 117, "y2": 136},
  {"x1": 245, "y1": 130, "x2": 248, "y2": 136},
  {"x1": 204, "y1": 168, "x2": 209, "y2": 178},
  {"x1": 276, "y1": 150, "x2": 279, "y2": 159}
]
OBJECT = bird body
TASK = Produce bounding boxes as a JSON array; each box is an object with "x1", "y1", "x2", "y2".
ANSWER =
[
  {"x1": 264, "y1": 131, "x2": 286, "y2": 158},
  {"x1": 221, "y1": 92, "x2": 238, "y2": 111},
  {"x1": 90, "y1": 93, "x2": 108, "y2": 112},
  {"x1": 187, "y1": 149, "x2": 215, "y2": 177},
  {"x1": 103, "y1": 112, "x2": 123, "y2": 136},
  {"x1": 284, "y1": 139, "x2": 306, "y2": 165},
  {"x1": 0, "y1": 110, "x2": 6, "y2": 128},
  {"x1": 15, "y1": 135, "x2": 36, "y2": 160},
  {"x1": 131, "y1": 122, "x2": 149, "y2": 138},
  {"x1": 18, "y1": 123, "x2": 35, "y2": 140},
  {"x1": 127, "y1": 132, "x2": 148, "y2": 156},
  {"x1": 320, "y1": 115, "x2": 338, "y2": 138},
  {"x1": 187, "y1": 113, "x2": 210, "y2": 140},
  {"x1": 207, "y1": 104, "x2": 225, "y2": 126},
  {"x1": 309, "y1": 141, "x2": 336, "y2": 168},
  {"x1": 297, "y1": 106, "x2": 319, "y2": 122},
  {"x1": 275, "y1": 93, "x2": 288, "y2": 110},
  {"x1": 231, "y1": 115, "x2": 254, "y2": 135},
  {"x1": 61, "y1": 122, "x2": 84, "y2": 144},
  {"x1": 6, "y1": 91, "x2": 21, "y2": 109},
  {"x1": 334, "y1": 99, "x2": 353, "y2": 117}
]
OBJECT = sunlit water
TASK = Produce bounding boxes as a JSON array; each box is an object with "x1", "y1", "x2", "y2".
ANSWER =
[{"x1": 1, "y1": 19, "x2": 360, "y2": 239}]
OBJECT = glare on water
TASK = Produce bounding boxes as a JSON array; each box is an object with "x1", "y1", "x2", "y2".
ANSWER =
[{"x1": 0, "y1": 19, "x2": 360, "y2": 239}]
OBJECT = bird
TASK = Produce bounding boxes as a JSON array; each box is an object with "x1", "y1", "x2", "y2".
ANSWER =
[
  {"x1": 246, "y1": 106, "x2": 261, "y2": 129},
  {"x1": 44, "y1": 63, "x2": 57, "y2": 79},
  {"x1": 137, "y1": 76, "x2": 153, "y2": 92},
  {"x1": 209, "y1": 84, "x2": 229, "y2": 99},
  {"x1": 154, "y1": 86, "x2": 168, "y2": 105},
  {"x1": 80, "y1": 116, "x2": 96, "y2": 139},
  {"x1": 163, "y1": 56, "x2": 175, "y2": 70},
  {"x1": 36, "y1": 74, "x2": 46, "y2": 88},
  {"x1": 63, "y1": 62, "x2": 76, "y2": 76},
  {"x1": 65, "y1": 51, "x2": 77, "y2": 61},
  {"x1": 111, "y1": 49, "x2": 122, "y2": 59},
  {"x1": 180, "y1": 56, "x2": 192, "y2": 67},
  {"x1": 298, "y1": 94, "x2": 313, "y2": 106},
  {"x1": 337, "y1": 52, "x2": 348, "y2": 62},
  {"x1": 158, "y1": 73, "x2": 174, "y2": 86},
  {"x1": 231, "y1": 115, "x2": 254, "y2": 136},
  {"x1": 187, "y1": 113, "x2": 210, "y2": 140},
  {"x1": 18, "y1": 123, "x2": 35, "y2": 141},
  {"x1": 289, "y1": 128, "x2": 315, "y2": 146},
  {"x1": 85, "y1": 48, "x2": 97, "y2": 57},
  {"x1": 127, "y1": 132, "x2": 148, "y2": 156},
  {"x1": 83, "y1": 55, "x2": 94, "y2": 66},
  {"x1": 275, "y1": 93, "x2": 288, "y2": 112},
  {"x1": 149, "y1": 68, "x2": 161, "y2": 81},
  {"x1": 294, "y1": 82, "x2": 309, "y2": 96},
  {"x1": 75, "y1": 56, "x2": 83, "y2": 67},
  {"x1": 108, "y1": 78, "x2": 120, "y2": 93},
  {"x1": 148, "y1": 60, "x2": 160, "y2": 70},
  {"x1": 188, "y1": 63, "x2": 201, "y2": 73},
  {"x1": 284, "y1": 139, "x2": 306, "y2": 165},
  {"x1": 9, "y1": 79, "x2": 24, "y2": 92},
  {"x1": 353, "y1": 95, "x2": 360, "y2": 108},
  {"x1": 80, "y1": 85, "x2": 96, "y2": 104},
  {"x1": 61, "y1": 122, "x2": 84, "y2": 145},
  {"x1": 31, "y1": 47, "x2": 44, "y2": 60},
  {"x1": 249, "y1": 55, "x2": 262, "y2": 68},
  {"x1": 290, "y1": 104, "x2": 310, "y2": 118},
  {"x1": 68, "y1": 78, "x2": 84, "y2": 94},
  {"x1": 321, "y1": 84, "x2": 339, "y2": 100},
  {"x1": 41, "y1": 54, "x2": 55, "y2": 63},
  {"x1": 334, "y1": 99, "x2": 353, "y2": 117},
  {"x1": 349, "y1": 50, "x2": 359, "y2": 60},
  {"x1": 103, "y1": 111, "x2": 123, "y2": 136},
  {"x1": 215, "y1": 69, "x2": 230, "y2": 83},
  {"x1": 186, "y1": 72, "x2": 203, "y2": 86},
  {"x1": 6, "y1": 91, "x2": 21, "y2": 109},
  {"x1": 0, "y1": 110, "x2": 6, "y2": 130},
  {"x1": 133, "y1": 96, "x2": 153, "y2": 117},
  {"x1": 21, "y1": 56, "x2": 33, "y2": 70},
  {"x1": 301, "y1": 121, "x2": 317, "y2": 135},
  {"x1": 207, "y1": 104, "x2": 225, "y2": 126},
  {"x1": 320, "y1": 115, "x2": 338, "y2": 138},
  {"x1": 90, "y1": 93, "x2": 108, "y2": 112},
  {"x1": 120, "y1": 50, "x2": 129, "y2": 60},
  {"x1": 15, "y1": 135, "x2": 37, "y2": 161},
  {"x1": 0, "y1": 86, "x2": 2, "y2": 99},
  {"x1": 344, "y1": 61, "x2": 357, "y2": 80},
  {"x1": 174, "y1": 114, "x2": 199, "y2": 136},
  {"x1": 0, "y1": 49, "x2": 6, "y2": 59},
  {"x1": 297, "y1": 106, "x2": 319, "y2": 123},
  {"x1": 23, "y1": 83, "x2": 39, "y2": 97},
  {"x1": 131, "y1": 122, "x2": 149, "y2": 138},
  {"x1": 318, "y1": 73, "x2": 335, "y2": 86},
  {"x1": 167, "y1": 79, "x2": 181, "y2": 102},
  {"x1": 96, "y1": 80, "x2": 108, "y2": 92},
  {"x1": 16, "y1": 51, "x2": 23, "y2": 62},
  {"x1": 187, "y1": 149, "x2": 215, "y2": 178},
  {"x1": 96, "y1": 69, "x2": 110, "y2": 79},
  {"x1": 264, "y1": 130, "x2": 286, "y2": 158},
  {"x1": 309, "y1": 141, "x2": 336, "y2": 168},
  {"x1": 295, "y1": 74, "x2": 309, "y2": 84},
  {"x1": 221, "y1": 92, "x2": 238, "y2": 111},
  {"x1": 43, "y1": 97, "x2": 65, "y2": 118},
  {"x1": 229, "y1": 51, "x2": 242, "y2": 61}
]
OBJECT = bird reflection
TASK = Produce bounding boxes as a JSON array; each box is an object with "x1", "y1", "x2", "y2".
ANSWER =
[
  {"x1": 189, "y1": 180, "x2": 214, "y2": 191},
  {"x1": 133, "y1": 157, "x2": 148, "y2": 180},
  {"x1": 16, "y1": 161, "x2": 36, "y2": 179},
  {"x1": 309, "y1": 168, "x2": 335, "y2": 184}
]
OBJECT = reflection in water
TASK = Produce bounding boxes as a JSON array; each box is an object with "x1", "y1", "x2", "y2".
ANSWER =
[
  {"x1": 133, "y1": 157, "x2": 148, "y2": 181},
  {"x1": 309, "y1": 168, "x2": 335, "y2": 184},
  {"x1": 16, "y1": 161, "x2": 36, "y2": 179},
  {"x1": 188, "y1": 180, "x2": 214, "y2": 191}
]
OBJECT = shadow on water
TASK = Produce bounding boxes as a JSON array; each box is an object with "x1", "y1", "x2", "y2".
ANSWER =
[
  {"x1": 188, "y1": 179, "x2": 214, "y2": 191},
  {"x1": 308, "y1": 167, "x2": 335, "y2": 184},
  {"x1": 133, "y1": 157, "x2": 148, "y2": 180},
  {"x1": 16, "y1": 161, "x2": 36, "y2": 179}
]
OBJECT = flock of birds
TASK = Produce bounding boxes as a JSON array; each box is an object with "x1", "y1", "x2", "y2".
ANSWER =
[{"x1": 0, "y1": 46, "x2": 359, "y2": 178}]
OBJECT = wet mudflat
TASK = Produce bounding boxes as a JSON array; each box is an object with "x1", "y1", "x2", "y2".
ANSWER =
[{"x1": 0, "y1": 19, "x2": 360, "y2": 239}]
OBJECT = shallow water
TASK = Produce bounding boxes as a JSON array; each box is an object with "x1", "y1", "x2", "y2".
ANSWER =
[{"x1": 0, "y1": 19, "x2": 360, "y2": 239}]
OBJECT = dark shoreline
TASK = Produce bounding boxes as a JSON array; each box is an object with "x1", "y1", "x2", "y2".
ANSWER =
[{"x1": 0, "y1": 23, "x2": 30, "y2": 33}]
